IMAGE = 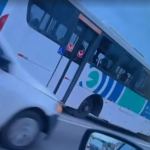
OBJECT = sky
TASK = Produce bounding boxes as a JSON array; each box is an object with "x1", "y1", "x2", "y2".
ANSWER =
[{"x1": 80, "y1": 0, "x2": 150, "y2": 64}]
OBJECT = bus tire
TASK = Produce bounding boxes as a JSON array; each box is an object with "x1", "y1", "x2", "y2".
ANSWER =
[
  {"x1": 72, "y1": 98, "x2": 93, "y2": 118},
  {"x1": 0, "y1": 110, "x2": 43, "y2": 150}
]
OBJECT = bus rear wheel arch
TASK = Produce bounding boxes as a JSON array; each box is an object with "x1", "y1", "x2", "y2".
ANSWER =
[
  {"x1": 89, "y1": 94, "x2": 103, "y2": 117},
  {"x1": 67, "y1": 94, "x2": 103, "y2": 118}
]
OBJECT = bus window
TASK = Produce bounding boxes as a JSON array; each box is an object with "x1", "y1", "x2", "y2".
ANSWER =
[
  {"x1": 64, "y1": 20, "x2": 96, "y2": 65},
  {"x1": 29, "y1": 4, "x2": 45, "y2": 28},
  {"x1": 136, "y1": 72, "x2": 150, "y2": 98},
  {"x1": 126, "y1": 59, "x2": 141, "y2": 87},
  {"x1": 144, "y1": 76, "x2": 150, "y2": 100},
  {"x1": 91, "y1": 38, "x2": 135, "y2": 85},
  {"x1": 73, "y1": 28, "x2": 96, "y2": 65},
  {"x1": 92, "y1": 37, "x2": 116, "y2": 74},
  {"x1": 27, "y1": 0, "x2": 79, "y2": 45},
  {"x1": 134, "y1": 71, "x2": 147, "y2": 95},
  {"x1": 114, "y1": 66, "x2": 126, "y2": 80},
  {"x1": 115, "y1": 53, "x2": 132, "y2": 84},
  {"x1": 54, "y1": 24, "x2": 67, "y2": 41},
  {"x1": 64, "y1": 21, "x2": 84, "y2": 59},
  {"x1": 92, "y1": 37, "x2": 111, "y2": 69},
  {"x1": 39, "y1": 13, "x2": 50, "y2": 30},
  {"x1": 73, "y1": 40, "x2": 89, "y2": 64},
  {"x1": 105, "y1": 44, "x2": 122, "y2": 76}
]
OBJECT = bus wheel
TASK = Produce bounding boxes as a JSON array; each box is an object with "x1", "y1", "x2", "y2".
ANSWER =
[
  {"x1": 0, "y1": 110, "x2": 43, "y2": 150},
  {"x1": 73, "y1": 99, "x2": 93, "y2": 118}
]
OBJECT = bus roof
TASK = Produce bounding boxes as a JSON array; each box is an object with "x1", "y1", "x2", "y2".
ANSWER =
[{"x1": 69, "y1": 0, "x2": 150, "y2": 70}]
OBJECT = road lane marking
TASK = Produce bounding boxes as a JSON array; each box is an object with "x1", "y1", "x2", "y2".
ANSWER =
[
  {"x1": 58, "y1": 118, "x2": 92, "y2": 128},
  {"x1": 59, "y1": 118, "x2": 150, "y2": 148}
]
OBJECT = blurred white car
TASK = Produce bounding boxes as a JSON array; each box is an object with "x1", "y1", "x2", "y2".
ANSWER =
[{"x1": 0, "y1": 36, "x2": 62, "y2": 150}]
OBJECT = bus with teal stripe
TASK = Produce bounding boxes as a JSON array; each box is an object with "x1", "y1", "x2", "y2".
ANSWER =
[{"x1": 1, "y1": 0, "x2": 150, "y2": 140}]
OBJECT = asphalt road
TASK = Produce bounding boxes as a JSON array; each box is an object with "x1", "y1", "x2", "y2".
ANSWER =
[
  {"x1": 1, "y1": 113, "x2": 150, "y2": 150},
  {"x1": 27, "y1": 113, "x2": 150, "y2": 150}
]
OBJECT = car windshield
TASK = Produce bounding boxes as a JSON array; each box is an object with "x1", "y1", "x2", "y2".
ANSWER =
[{"x1": 119, "y1": 144, "x2": 136, "y2": 150}]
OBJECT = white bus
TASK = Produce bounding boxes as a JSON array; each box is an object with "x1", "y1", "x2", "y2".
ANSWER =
[{"x1": 1, "y1": 0, "x2": 150, "y2": 140}]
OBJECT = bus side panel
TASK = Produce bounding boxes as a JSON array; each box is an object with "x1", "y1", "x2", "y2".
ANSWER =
[
  {"x1": 56, "y1": 61, "x2": 79, "y2": 100},
  {"x1": 66, "y1": 80, "x2": 140, "y2": 133},
  {"x1": 1, "y1": 0, "x2": 31, "y2": 57},
  {"x1": 65, "y1": 63, "x2": 150, "y2": 135},
  {"x1": 1, "y1": 0, "x2": 31, "y2": 39},
  {"x1": 47, "y1": 56, "x2": 69, "y2": 92},
  {"x1": 17, "y1": 57, "x2": 51, "y2": 86},
  {"x1": 0, "y1": 0, "x2": 8, "y2": 16},
  {"x1": 1, "y1": 0, "x2": 63, "y2": 86},
  {"x1": 77, "y1": 63, "x2": 148, "y2": 116}
]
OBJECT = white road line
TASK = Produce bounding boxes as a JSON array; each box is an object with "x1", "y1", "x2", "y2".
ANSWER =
[
  {"x1": 59, "y1": 117, "x2": 150, "y2": 148},
  {"x1": 136, "y1": 141, "x2": 150, "y2": 147},
  {"x1": 58, "y1": 118, "x2": 92, "y2": 129}
]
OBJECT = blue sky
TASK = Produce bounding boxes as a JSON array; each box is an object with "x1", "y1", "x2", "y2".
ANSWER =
[{"x1": 80, "y1": 0, "x2": 150, "y2": 64}]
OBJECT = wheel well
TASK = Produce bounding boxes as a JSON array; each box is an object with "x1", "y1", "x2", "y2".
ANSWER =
[
  {"x1": 17, "y1": 107, "x2": 49, "y2": 134},
  {"x1": 87, "y1": 94, "x2": 103, "y2": 117}
]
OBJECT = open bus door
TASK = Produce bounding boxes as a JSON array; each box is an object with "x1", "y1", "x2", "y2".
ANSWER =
[{"x1": 48, "y1": 14, "x2": 102, "y2": 101}]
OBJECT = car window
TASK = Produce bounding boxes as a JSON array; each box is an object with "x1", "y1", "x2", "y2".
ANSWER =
[
  {"x1": 91, "y1": 139, "x2": 103, "y2": 147},
  {"x1": 119, "y1": 144, "x2": 136, "y2": 150}
]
